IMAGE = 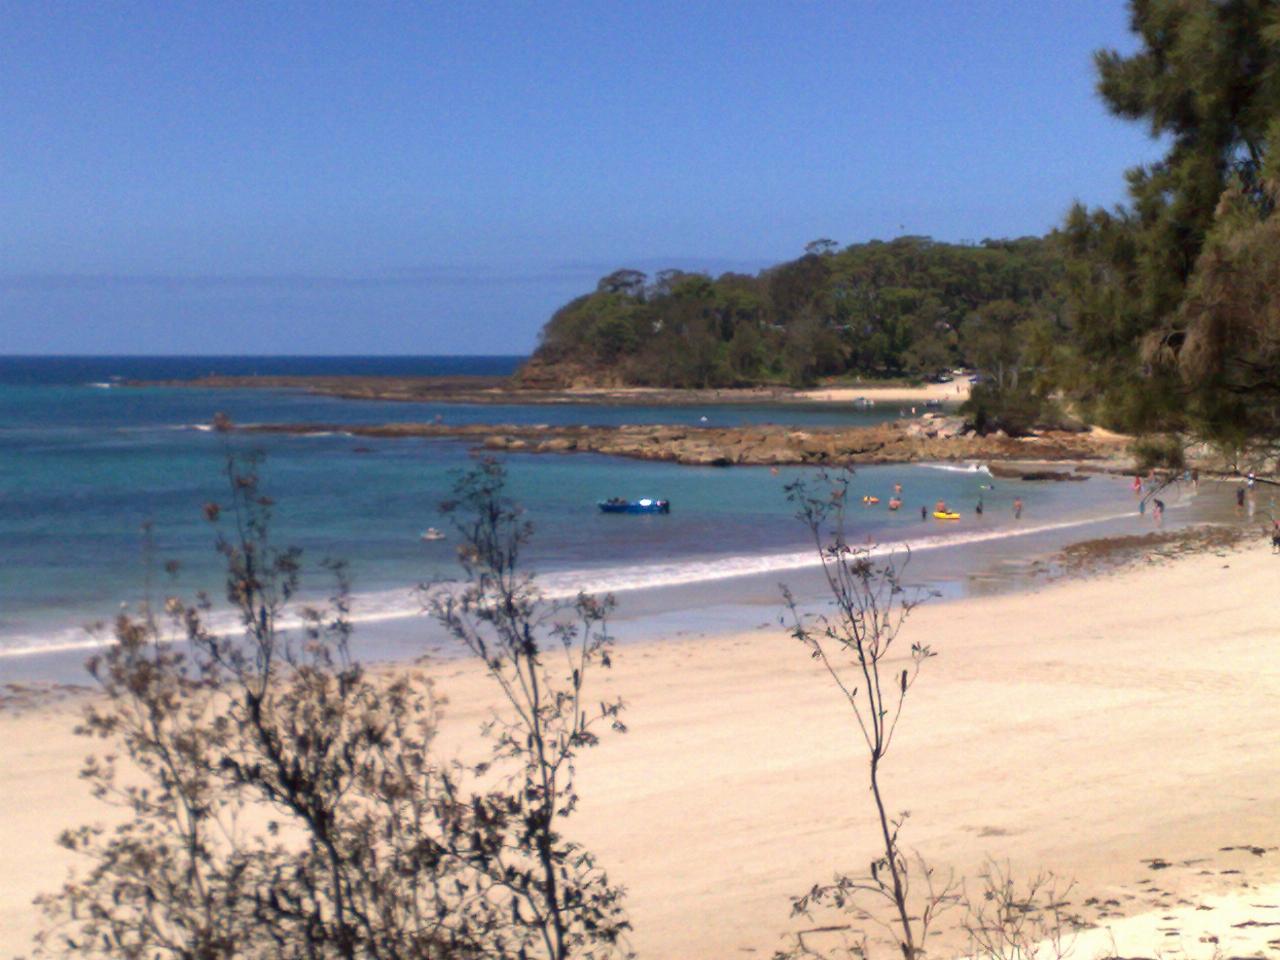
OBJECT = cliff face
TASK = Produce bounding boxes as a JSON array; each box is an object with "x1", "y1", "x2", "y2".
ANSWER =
[{"x1": 509, "y1": 357, "x2": 605, "y2": 389}]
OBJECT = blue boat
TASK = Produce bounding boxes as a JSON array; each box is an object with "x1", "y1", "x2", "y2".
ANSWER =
[{"x1": 598, "y1": 497, "x2": 670, "y2": 515}]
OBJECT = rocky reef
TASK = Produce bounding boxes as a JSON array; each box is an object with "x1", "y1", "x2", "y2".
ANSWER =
[
  {"x1": 132, "y1": 373, "x2": 818, "y2": 406},
  {"x1": 240, "y1": 415, "x2": 1129, "y2": 470}
]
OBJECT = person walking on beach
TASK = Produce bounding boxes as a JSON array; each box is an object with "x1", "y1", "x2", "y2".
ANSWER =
[
  {"x1": 1132, "y1": 475, "x2": 1143, "y2": 496},
  {"x1": 1236, "y1": 486, "x2": 1246, "y2": 516},
  {"x1": 1153, "y1": 498, "x2": 1164, "y2": 527},
  {"x1": 1013, "y1": 496, "x2": 1023, "y2": 520}
]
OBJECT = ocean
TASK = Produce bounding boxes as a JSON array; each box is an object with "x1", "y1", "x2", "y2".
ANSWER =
[{"x1": 0, "y1": 356, "x2": 1192, "y2": 683}]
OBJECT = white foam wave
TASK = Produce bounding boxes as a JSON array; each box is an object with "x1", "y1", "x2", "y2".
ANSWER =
[
  {"x1": 108, "y1": 424, "x2": 205, "y2": 434},
  {"x1": 87, "y1": 382, "x2": 115, "y2": 389},
  {"x1": 918, "y1": 461, "x2": 991, "y2": 474},
  {"x1": 0, "y1": 507, "x2": 1155, "y2": 661},
  {"x1": 531, "y1": 506, "x2": 1148, "y2": 597}
]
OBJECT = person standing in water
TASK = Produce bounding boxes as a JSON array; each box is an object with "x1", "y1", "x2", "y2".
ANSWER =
[
  {"x1": 975, "y1": 497, "x2": 984, "y2": 516},
  {"x1": 1013, "y1": 496, "x2": 1023, "y2": 520},
  {"x1": 920, "y1": 505, "x2": 927, "y2": 521}
]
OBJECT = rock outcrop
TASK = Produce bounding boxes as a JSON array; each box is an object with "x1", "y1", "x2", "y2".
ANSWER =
[{"x1": 240, "y1": 420, "x2": 1129, "y2": 469}]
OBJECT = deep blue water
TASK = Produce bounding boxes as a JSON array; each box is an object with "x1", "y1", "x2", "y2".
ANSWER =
[
  {"x1": 0, "y1": 354, "x2": 526, "y2": 385},
  {"x1": 0, "y1": 356, "x2": 1172, "y2": 679}
]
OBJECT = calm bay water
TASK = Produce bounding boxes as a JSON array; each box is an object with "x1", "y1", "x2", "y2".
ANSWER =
[{"x1": 0, "y1": 356, "x2": 1175, "y2": 681}]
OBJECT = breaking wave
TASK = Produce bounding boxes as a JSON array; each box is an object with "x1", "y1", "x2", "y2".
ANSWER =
[{"x1": 0, "y1": 506, "x2": 1160, "y2": 661}]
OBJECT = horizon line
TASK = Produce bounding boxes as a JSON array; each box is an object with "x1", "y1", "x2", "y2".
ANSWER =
[{"x1": 0, "y1": 351, "x2": 531, "y2": 359}]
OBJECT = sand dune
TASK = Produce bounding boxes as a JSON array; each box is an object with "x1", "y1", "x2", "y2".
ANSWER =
[{"x1": 3, "y1": 538, "x2": 1278, "y2": 957}]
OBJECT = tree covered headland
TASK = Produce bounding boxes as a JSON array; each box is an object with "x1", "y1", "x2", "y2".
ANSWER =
[
  {"x1": 525, "y1": 1, "x2": 1280, "y2": 457},
  {"x1": 523, "y1": 236, "x2": 1065, "y2": 391}
]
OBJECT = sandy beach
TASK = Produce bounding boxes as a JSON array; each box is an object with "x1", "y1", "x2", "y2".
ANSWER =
[
  {"x1": 797, "y1": 379, "x2": 972, "y2": 405},
  {"x1": 4, "y1": 535, "x2": 1278, "y2": 958},
  {"x1": 563, "y1": 378, "x2": 971, "y2": 405}
]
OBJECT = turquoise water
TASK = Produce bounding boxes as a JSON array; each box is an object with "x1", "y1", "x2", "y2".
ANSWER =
[{"x1": 0, "y1": 356, "x2": 1171, "y2": 681}]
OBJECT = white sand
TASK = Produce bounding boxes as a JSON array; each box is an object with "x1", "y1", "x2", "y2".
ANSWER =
[
  {"x1": 797, "y1": 379, "x2": 971, "y2": 404},
  {"x1": 555, "y1": 380, "x2": 969, "y2": 405},
  {"x1": 3, "y1": 538, "x2": 1278, "y2": 957},
  {"x1": 1067, "y1": 883, "x2": 1280, "y2": 959}
]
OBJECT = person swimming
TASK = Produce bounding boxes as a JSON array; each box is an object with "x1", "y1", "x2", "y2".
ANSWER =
[{"x1": 888, "y1": 497, "x2": 902, "y2": 511}]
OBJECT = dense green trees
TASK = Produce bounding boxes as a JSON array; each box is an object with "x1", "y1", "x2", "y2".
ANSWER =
[
  {"x1": 529, "y1": 1, "x2": 1280, "y2": 454},
  {"x1": 1058, "y1": 0, "x2": 1280, "y2": 450},
  {"x1": 527, "y1": 236, "x2": 1064, "y2": 388}
]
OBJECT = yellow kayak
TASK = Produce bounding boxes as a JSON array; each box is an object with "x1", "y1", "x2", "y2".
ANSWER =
[
  {"x1": 933, "y1": 511, "x2": 961, "y2": 520},
  {"x1": 862, "y1": 496, "x2": 880, "y2": 504}
]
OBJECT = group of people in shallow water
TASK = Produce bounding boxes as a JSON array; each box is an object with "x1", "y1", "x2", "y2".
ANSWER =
[
  {"x1": 1131, "y1": 466, "x2": 1279, "y2": 532},
  {"x1": 861, "y1": 481, "x2": 1024, "y2": 521}
]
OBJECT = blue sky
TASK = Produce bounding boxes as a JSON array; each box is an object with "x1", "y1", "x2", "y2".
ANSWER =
[{"x1": 1, "y1": 1, "x2": 1160, "y2": 355}]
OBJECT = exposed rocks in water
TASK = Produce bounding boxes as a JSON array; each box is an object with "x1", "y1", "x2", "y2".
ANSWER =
[
  {"x1": 128, "y1": 373, "x2": 818, "y2": 406},
  {"x1": 987, "y1": 463, "x2": 1090, "y2": 482},
  {"x1": 901, "y1": 413, "x2": 966, "y2": 439},
  {"x1": 238, "y1": 419, "x2": 1129, "y2": 468},
  {"x1": 131, "y1": 374, "x2": 519, "y2": 404}
]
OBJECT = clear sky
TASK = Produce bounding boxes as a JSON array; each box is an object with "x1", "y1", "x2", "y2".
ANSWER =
[{"x1": 1, "y1": 1, "x2": 1160, "y2": 355}]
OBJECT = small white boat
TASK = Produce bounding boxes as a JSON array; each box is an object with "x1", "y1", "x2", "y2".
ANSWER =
[{"x1": 420, "y1": 527, "x2": 446, "y2": 541}]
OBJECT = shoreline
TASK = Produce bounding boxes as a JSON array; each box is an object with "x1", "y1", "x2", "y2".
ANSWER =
[
  {"x1": 2, "y1": 488, "x2": 1225, "y2": 678},
  {"x1": 0, "y1": 472, "x2": 1249, "y2": 680},
  {"x1": 4, "y1": 532, "x2": 1279, "y2": 957}
]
